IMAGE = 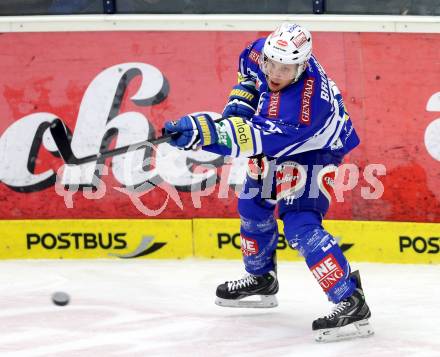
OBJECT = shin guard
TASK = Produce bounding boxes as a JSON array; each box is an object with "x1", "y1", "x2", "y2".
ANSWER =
[{"x1": 290, "y1": 227, "x2": 356, "y2": 303}]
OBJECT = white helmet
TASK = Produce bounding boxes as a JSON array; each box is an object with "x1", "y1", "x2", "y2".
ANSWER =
[{"x1": 262, "y1": 23, "x2": 313, "y2": 82}]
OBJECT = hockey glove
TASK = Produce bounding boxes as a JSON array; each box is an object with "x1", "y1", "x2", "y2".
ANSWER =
[
  {"x1": 222, "y1": 84, "x2": 259, "y2": 119},
  {"x1": 164, "y1": 113, "x2": 218, "y2": 150}
]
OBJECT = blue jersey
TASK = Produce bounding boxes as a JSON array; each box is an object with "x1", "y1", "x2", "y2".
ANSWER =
[{"x1": 204, "y1": 38, "x2": 360, "y2": 159}]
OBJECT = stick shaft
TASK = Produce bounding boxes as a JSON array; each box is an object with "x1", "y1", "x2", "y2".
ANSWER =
[
  {"x1": 50, "y1": 118, "x2": 175, "y2": 165},
  {"x1": 50, "y1": 117, "x2": 223, "y2": 165},
  {"x1": 71, "y1": 135, "x2": 173, "y2": 164}
]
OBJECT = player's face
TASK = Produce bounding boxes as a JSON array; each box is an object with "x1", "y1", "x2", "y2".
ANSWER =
[{"x1": 261, "y1": 58, "x2": 298, "y2": 91}]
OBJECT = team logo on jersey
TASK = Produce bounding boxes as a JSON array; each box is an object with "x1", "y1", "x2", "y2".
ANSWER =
[
  {"x1": 292, "y1": 32, "x2": 308, "y2": 48},
  {"x1": 247, "y1": 156, "x2": 269, "y2": 181},
  {"x1": 300, "y1": 78, "x2": 315, "y2": 125},
  {"x1": 268, "y1": 91, "x2": 281, "y2": 118},
  {"x1": 311, "y1": 254, "x2": 344, "y2": 292},
  {"x1": 275, "y1": 161, "x2": 307, "y2": 201},
  {"x1": 317, "y1": 165, "x2": 338, "y2": 202},
  {"x1": 248, "y1": 49, "x2": 260, "y2": 64},
  {"x1": 240, "y1": 235, "x2": 259, "y2": 256}
]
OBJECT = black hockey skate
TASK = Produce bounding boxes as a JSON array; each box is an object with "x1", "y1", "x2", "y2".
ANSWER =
[
  {"x1": 215, "y1": 271, "x2": 279, "y2": 308},
  {"x1": 313, "y1": 270, "x2": 374, "y2": 342}
]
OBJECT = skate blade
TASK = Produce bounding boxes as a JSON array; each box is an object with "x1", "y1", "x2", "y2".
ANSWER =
[
  {"x1": 315, "y1": 319, "x2": 374, "y2": 342},
  {"x1": 215, "y1": 295, "x2": 278, "y2": 308}
]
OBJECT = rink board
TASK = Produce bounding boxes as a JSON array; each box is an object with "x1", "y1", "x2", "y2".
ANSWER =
[
  {"x1": 0, "y1": 31, "x2": 439, "y2": 224},
  {"x1": 0, "y1": 219, "x2": 438, "y2": 263},
  {"x1": 193, "y1": 219, "x2": 440, "y2": 264},
  {"x1": 0, "y1": 219, "x2": 192, "y2": 259}
]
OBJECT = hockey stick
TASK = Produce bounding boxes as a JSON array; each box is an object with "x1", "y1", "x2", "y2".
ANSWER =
[{"x1": 50, "y1": 118, "x2": 183, "y2": 165}]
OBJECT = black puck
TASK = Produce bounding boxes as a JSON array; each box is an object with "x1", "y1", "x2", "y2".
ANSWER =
[{"x1": 52, "y1": 291, "x2": 70, "y2": 306}]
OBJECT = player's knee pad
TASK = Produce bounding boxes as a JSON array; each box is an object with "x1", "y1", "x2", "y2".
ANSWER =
[
  {"x1": 282, "y1": 210, "x2": 323, "y2": 251},
  {"x1": 240, "y1": 214, "x2": 277, "y2": 235}
]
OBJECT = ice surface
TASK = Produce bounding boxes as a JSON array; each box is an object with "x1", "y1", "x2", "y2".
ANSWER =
[{"x1": 0, "y1": 259, "x2": 438, "y2": 357}]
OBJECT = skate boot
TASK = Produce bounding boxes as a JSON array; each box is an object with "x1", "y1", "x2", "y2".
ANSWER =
[
  {"x1": 313, "y1": 270, "x2": 374, "y2": 342},
  {"x1": 215, "y1": 271, "x2": 279, "y2": 308}
]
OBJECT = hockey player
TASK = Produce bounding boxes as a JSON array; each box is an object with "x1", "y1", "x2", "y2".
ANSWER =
[{"x1": 164, "y1": 23, "x2": 373, "y2": 342}]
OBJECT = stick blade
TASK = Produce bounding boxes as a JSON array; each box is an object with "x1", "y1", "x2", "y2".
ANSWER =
[{"x1": 49, "y1": 118, "x2": 77, "y2": 164}]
